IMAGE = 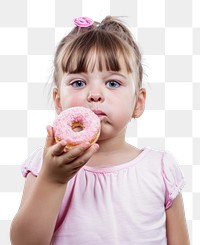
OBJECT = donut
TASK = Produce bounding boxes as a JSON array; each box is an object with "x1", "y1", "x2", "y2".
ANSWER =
[{"x1": 53, "y1": 107, "x2": 101, "y2": 148}]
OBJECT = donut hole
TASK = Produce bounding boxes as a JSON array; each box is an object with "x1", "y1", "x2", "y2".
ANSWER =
[{"x1": 71, "y1": 122, "x2": 84, "y2": 132}]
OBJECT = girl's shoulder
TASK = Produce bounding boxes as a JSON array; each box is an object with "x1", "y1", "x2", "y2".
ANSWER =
[
  {"x1": 140, "y1": 147, "x2": 185, "y2": 209},
  {"x1": 143, "y1": 147, "x2": 183, "y2": 170},
  {"x1": 148, "y1": 147, "x2": 185, "y2": 209},
  {"x1": 21, "y1": 147, "x2": 44, "y2": 177}
]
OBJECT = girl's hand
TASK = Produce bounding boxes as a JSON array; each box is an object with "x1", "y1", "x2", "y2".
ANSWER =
[{"x1": 40, "y1": 125, "x2": 99, "y2": 185}]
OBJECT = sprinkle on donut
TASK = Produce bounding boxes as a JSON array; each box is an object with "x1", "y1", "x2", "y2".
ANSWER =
[{"x1": 53, "y1": 107, "x2": 101, "y2": 148}]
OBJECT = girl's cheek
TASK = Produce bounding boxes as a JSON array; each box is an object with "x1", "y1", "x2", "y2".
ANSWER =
[
  {"x1": 63, "y1": 97, "x2": 85, "y2": 109},
  {"x1": 70, "y1": 100, "x2": 84, "y2": 107},
  {"x1": 71, "y1": 93, "x2": 85, "y2": 105}
]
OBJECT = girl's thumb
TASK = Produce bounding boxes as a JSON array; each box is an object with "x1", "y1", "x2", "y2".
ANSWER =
[{"x1": 45, "y1": 125, "x2": 54, "y2": 148}]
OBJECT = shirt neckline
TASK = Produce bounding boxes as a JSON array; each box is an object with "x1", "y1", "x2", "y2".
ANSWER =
[{"x1": 83, "y1": 147, "x2": 151, "y2": 173}]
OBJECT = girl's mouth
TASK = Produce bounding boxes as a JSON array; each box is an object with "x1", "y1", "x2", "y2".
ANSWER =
[{"x1": 92, "y1": 110, "x2": 106, "y2": 116}]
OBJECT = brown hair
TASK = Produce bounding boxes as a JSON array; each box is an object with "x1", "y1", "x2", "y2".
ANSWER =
[{"x1": 53, "y1": 16, "x2": 143, "y2": 91}]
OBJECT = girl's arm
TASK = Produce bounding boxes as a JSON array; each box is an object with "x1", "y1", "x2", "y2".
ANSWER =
[
  {"x1": 10, "y1": 173, "x2": 67, "y2": 245},
  {"x1": 10, "y1": 126, "x2": 99, "y2": 245},
  {"x1": 166, "y1": 193, "x2": 190, "y2": 245}
]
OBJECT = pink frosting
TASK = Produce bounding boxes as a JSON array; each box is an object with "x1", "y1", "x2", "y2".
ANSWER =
[{"x1": 53, "y1": 107, "x2": 101, "y2": 147}]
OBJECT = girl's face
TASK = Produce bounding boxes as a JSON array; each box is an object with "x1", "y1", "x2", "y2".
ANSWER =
[{"x1": 53, "y1": 62, "x2": 146, "y2": 141}]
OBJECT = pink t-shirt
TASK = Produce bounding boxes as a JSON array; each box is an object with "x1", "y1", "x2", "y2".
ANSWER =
[{"x1": 22, "y1": 147, "x2": 185, "y2": 245}]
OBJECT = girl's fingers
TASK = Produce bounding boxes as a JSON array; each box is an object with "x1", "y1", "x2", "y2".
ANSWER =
[
  {"x1": 52, "y1": 142, "x2": 99, "y2": 165},
  {"x1": 62, "y1": 142, "x2": 91, "y2": 162},
  {"x1": 51, "y1": 140, "x2": 67, "y2": 156},
  {"x1": 65, "y1": 143, "x2": 99, "y2": 167},
  {"x1": 76, "y1": 144, "x2": 99, "y2": 168}
]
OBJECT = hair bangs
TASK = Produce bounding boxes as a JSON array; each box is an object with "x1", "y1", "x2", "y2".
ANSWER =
[{"x1": 61, "y1": 30, "x2": 134, "y2": 74}]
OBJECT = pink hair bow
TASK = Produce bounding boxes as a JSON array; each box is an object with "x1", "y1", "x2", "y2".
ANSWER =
[{"x1": 73, "y1": 17, "x2": 94, "y2": 27}]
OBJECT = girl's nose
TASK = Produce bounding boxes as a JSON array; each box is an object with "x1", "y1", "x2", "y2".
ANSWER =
[{"x1": 87, "y1": 91, "x2": 104, "y2": 102}]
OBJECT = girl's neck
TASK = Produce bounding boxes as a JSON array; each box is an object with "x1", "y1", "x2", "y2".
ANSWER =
[
  {"x1": 86, "y1": 134, "x2": 141, "y2": 168},
  {"x1": 97, "y1": 134, "x2": 126, "y2": 153}
]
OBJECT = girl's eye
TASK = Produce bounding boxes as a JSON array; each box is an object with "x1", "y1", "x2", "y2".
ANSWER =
[
  {"x1": 71, "y1": 80, "x2": 86, "y2": 87},
  {"x1": 106, "y1": 80, "x2": 120, "y2": 88}
]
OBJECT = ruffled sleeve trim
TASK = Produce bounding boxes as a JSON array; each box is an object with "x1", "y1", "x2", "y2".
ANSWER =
[
  {"x1": 21, "y1": 148, "x2": 43, "y2": 177},
  {"x1": 162, "y1": 151, "x2": 186, "y2": 210}
]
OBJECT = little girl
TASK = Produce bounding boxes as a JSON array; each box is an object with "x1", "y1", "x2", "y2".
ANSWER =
[{"x1": 10, "y1": 16, "x2": 190, "y2": 245}]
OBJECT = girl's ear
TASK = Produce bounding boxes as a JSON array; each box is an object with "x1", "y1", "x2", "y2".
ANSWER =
[
  {"x1": 132, "y1": 88, "x2": 146, "y2": 118},
  {"x1": 53, "y1": 88, "x2": 62, "y2": 114}
]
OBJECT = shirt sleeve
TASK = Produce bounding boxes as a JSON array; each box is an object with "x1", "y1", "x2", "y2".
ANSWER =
[
  {"x1": 162, "y1": 151, "x2": 185, "y2": 209},
  {"x1": 21, "y1": 148, "x2": 43, "y2": 177}
]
